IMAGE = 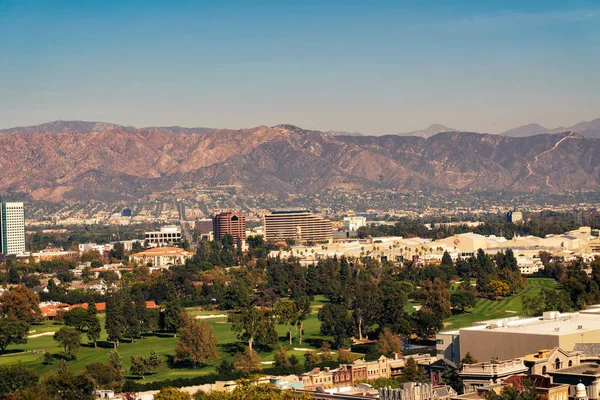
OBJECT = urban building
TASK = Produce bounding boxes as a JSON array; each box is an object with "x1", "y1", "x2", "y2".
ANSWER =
[
  {"x1": 523, "y1": 347, "x2": 581, "y2": 376},
  {"x1": 0, "y1": 201, "x2": 25, "y2": 255},
  {"x1": 507, "y1": 210, "x2": 523, "y2": 223},
  {"x1": 437, "y1": 311, "x2": 600, "y2": 363},
  {"x1": 460, "y1": 359, "x2": 528, "y2": 393},
  {"x1": 195, "y1": 218, "x2": 213, "y2": 233},
  {"x1": 549, "y1": 362, "x2": 600, "y2": 400},
  {"x1": 264, "y1": 209, "x2": 332, "y2": 243},
  {"x1": 129, "y1": 246, "x2": 194, "y2": 267},
  {"x1": 144, "y1": 225, "x2": 182, "y2": 246},
  {"x1": 343, "y1": 214, "x2": 366, "y2": 231},
  {"x1": 379, "y1": 382, "x2": 457, "y2": 400},
  {"x1": 345, "y1": 356, "x2": 391, "y2": 384},
  {"x1": 213, "y1": 212, "x2": 246, "y2": 245}
]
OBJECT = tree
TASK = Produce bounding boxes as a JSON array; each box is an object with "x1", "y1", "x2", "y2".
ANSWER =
[
  {"x1": 461, "y1": 352, "x2": 478, "y2": 365},
  {"x1": 376, "y1": 328, "x2": 403, "y2": 357},
  {"x1": 108, "y1": 350, "x2": 124, "y2": 391},
  {"x1": 0, "y1": 363, "x2": 39, "y2": 398},
  {"x1": 318, "y1": 303, "x2": 355, "y2": 348},
  {"x1": 42, "y1": 361, "x2": 95, "y2": 400},
  {"x1": 0, "y1": 318, "x2": 29, "y2": 353},
  {"x1": 123, "y1": 292, "x2": 140, "y2": 342},
  {"x1": 63, "y1": 307, "x2": 88, "y2": 331},
  {"x1": 275, "y1": 300, "x2": 298, "y2": 345},
  {"x1": 175, "y1": 314, "x2": 219, "y2": 366},
  {"x1": 133, "y1": 288, "x2": 147, "y2": 336},
  {"x1": 441, "y1": 251, "x2": 453, "y2": 268},
  {"x1": 216, "y1": 360, "x2": 236, "y2": 379},
  {"x1": 86, "y1": 302, "x2": 101, "y2": 348},
  {"x1": 338, "y1": 348, "x2": 356, "y2": 363},
  {"x1": 0, "y1": 285, "x2": 40, "y2": 323},
  {"x1": 233, "y1": 348, "x2": 261, "y2": 374},
  {"x1": 274, "y1": 347, "x2": 291, "y2": 369},
  {"x1": 400, "y1": 357, "x2": 427, "y2": 383},
  {"x1": 419, "y1": 277, "x2": 452, "y2": 319},
  {"x1": 488, "y1": 280, "x2": 510, "y2": 298},
  {"x1": 451, "y1": 291, "x2": 477, "y2": 313},
  {"x1": 130, "y1": 351, "x2": 162, "y2": 378},
  {"x1": 144, "y1": 308, "x2": 160, "y2": 334},
  {"x1": 84, "y1": 362, "x2": 118, "y2": 390},
  {"x1": 319, "y1": 341, "x2": 333, "y2": 362},
  {"x1": 378, "y1": 280, "x2": 412, "y2": 335},
  {"x1": 292, "y1": 294, "x2": 312, "y2": 345},
  {"x1": 352, "y1": 277, "x2": 382, "y2": 341},
  {"x1": 105, "y1": 290, "x2": 125, "y2": 348},
  {"x1": 229, "y1": 307, "x2": 277, "y2": 354},
  {"x1": 154, "y1": 387, "x2": 192, "y2": 400},
  {"x1": 54, "y1": 327, "x2": 81, "y2": 357},
  {"x1": 303, "y1": 350, "x2": 319, "y2": 367},
  {"x1": 163, "y1": 284, "x2": 184, "y2": 335},
  {"x1": 412, "y1": 309, "x2": 443, "y2": 338}
]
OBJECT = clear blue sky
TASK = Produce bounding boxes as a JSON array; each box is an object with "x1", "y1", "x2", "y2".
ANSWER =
[{"x1": 1, "y1": 0, "x2": 599, "y2": 134}]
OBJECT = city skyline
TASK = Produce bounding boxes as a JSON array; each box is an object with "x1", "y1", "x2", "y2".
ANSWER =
[{"x1": 1, "y1": 0, "x2": 599, "y2": 135}]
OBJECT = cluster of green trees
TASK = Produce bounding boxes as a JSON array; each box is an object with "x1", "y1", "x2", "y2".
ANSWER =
[
  {"x1": 526, "y1": 255, "x2": 600, "y2": 311},
  {"x1": 0, "y1": 285, "x2": 41, "y2": 354}
]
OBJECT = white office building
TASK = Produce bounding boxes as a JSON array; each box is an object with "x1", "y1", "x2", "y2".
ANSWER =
[
  {"x1": 1, "y1": 202, "x2": 26, "y2": 255},
  {"x1": 144, "y1": 225, "x2": 182, "y2": 246},
  {"x1": 343, "y1": 215, "x2": 367, "y2": 231}
]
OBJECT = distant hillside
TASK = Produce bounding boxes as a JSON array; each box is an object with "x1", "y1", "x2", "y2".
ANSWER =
[
  {"x1": 0, "y1": 124, "x2": 598, "y2": 203},
  {"x1": 397, "y1": 124, "x2": 457, "y2": 138},
  {"x1": 501, "y1": 118, "x2": 600, "y2": 139},
  {"x1": 0, "y1": 120, "x2": 213, "y2": 136},
  {"x1": 501, "y1": 123, "x2": 551, "y2": 138}
]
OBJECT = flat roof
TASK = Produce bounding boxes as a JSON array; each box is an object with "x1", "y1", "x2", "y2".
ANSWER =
[
  {"x1": 270, "y1": 209, "x2": 311, "y2": 214},
  {"x1": 460, "y1": 313, "x2": 600, "y2": 336}
]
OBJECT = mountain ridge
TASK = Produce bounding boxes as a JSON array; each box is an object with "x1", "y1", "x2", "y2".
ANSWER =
[{"x1": 0, "y1": 126, "x2": 598, "y2": 203}]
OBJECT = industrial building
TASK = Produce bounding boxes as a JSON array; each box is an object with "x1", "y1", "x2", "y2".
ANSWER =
[{"x1": 437, "y1": 309, "x2": 600, "y2": 364}]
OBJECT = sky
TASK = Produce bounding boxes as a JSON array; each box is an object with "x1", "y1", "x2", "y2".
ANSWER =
[{"x1": 1, "y1": 0, "x2": 599, "y2": 135}]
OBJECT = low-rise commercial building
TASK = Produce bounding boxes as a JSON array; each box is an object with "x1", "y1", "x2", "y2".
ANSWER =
[
  {"x1": 144, "y1": 225, "x2": 182, "y2": 246},
  {"x1": 129, "y1": 246, "x2": 194, "y2": 267}
]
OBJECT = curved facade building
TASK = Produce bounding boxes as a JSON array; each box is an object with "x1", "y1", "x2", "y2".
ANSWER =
[{"x1": 264, "y1": 209, "x2": 332, "y2": 243}]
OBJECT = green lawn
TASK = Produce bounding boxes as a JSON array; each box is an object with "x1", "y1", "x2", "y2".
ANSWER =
[
  {"x1": 443, "y1": 278, "x2": 557, "y2": 330},
  {"x1": 0, "y1": 303, "x2": 332, "y2": 383},
  {"x1": 0, "y1": 278, "x2": 557, "y2": 382}
]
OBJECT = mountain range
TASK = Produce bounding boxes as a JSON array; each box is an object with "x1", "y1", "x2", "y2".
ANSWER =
[
  {"x1": 3, "y1": 118, "x2": 599, "y2": 138},
  {"x1": 0, "y1": 122, "x2": 599, "y2": 203}
]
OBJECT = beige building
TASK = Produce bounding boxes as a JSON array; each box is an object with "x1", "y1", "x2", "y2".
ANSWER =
[
  {"x1": 264, "y1": 209, "x2": 332, "y2": 243},
  {"x1": 129, "y1": 246, "x2": 194, "y2": 267},
  {"x1": 460, "y1": 359, "x2": 528, "y2": 393},
  {"x1": 451, "y1": 311, "x2": 600, "y2": 362},
  {"x1": 523, "y1": 347, "x2": 581, "y2": 376}
]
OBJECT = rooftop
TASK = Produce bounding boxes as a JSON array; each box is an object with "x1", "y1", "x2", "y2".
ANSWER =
[{"x1": 460, "y1": 312, "x2": 600, "y2": 336}]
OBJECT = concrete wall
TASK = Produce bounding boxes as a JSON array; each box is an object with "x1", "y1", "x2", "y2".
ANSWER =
[{"x1": 459, "y1": 330, "x2": 560, "y2": 361}]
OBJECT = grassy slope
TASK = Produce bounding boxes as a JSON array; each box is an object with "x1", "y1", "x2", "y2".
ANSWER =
[
  {"x1": 0, "y1": 300, "x2": 332, "y2": 382},
  {"x1": 0, "y1": 279, "x2": 557, "y2": 382},
  {"x1": 444, "y1": 278, "x2": 557, "y2": 330}
]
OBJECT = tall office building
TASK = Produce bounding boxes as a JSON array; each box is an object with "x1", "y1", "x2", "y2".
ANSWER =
[
  {"x1": 213, "y1": 212, "x2": 246, "y2": 245},
  {"x1": 264, "y1": 209, "x2": 332, "y2": 243},
  {"x1": 0, "y1": 202, "x2": 26, "y2": 255}
]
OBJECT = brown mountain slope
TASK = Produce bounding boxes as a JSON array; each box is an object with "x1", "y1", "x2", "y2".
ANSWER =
[{"x1": 0, "y1": 126, "x2": 599, "y2": 202}]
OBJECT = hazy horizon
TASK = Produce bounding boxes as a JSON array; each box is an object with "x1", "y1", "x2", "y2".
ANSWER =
[{"x1": 1, "y1": 0, "x2": 599, "y2": 135}]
